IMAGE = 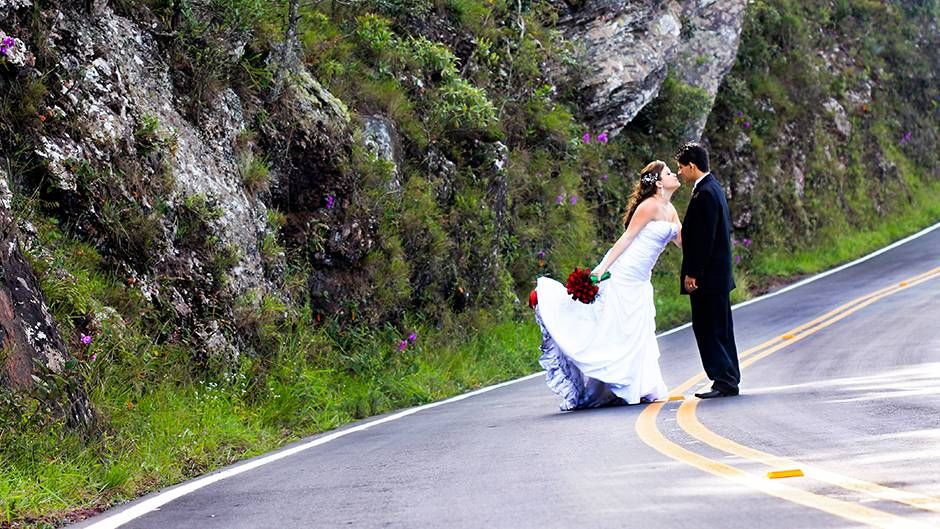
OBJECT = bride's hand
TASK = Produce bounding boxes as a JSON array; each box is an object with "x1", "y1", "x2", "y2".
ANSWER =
[{"x1": 590, "y1": 267, "x2": 605, "y2": 279}]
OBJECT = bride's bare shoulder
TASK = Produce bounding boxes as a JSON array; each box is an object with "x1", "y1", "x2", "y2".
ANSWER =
[{"x1": 636, "y1": 197, "x2": 660, "y2": 214}]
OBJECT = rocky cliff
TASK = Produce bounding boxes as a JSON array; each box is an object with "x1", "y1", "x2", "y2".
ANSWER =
[
  {"x1": 0, "y1": 0, "x2": 752, "y2": 410},
  {"x1": 0, "y1": 0, "x2": 356, "y2": 406},
  {"x1": 558, "y1": 0, "x2": 747, "y2": 138}
]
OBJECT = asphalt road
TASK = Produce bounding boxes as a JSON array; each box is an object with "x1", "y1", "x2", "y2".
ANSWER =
[{"x1": 74, "y1": 224, "x2": 940, "y2": 529}]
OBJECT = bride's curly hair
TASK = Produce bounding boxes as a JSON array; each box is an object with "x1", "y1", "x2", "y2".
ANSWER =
[{"x1": 622, "y1": 160, "x2": 665, "y2": 227}]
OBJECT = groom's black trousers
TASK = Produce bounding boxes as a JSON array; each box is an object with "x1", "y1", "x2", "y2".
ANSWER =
[{"x1": 690, "y1": 292, "x2": 740, "y2": 392}]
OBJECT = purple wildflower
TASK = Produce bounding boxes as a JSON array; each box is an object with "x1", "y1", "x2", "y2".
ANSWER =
[
  {"x1": 1, "y1": 37, "x2": 12, "y2": 48},
  {"x1": 90, "y1": 354, "x2": 97, "y2": 362},
  {"x1": 537, "y1": 250, "x2": 545, "y2": 259},
  {"x1": 900, "y1": 131, "x2": 913, "y2": 145},
  {"x1": 0, "y1": 48, "x2": 7, "y2": 57},
  {"x1": 325, "y1": 195, "x2": 335, "y2": 209},
  {"x1": 555, "y1": 193, "x2": 565, "y2": 205},
  {"x1": 408, "y1": 332, "x2": 417, "y2": 343},
  {"x1": 600, "y1": 173, "x2": 608, "y2": 182},
  {"x1": 742, "y1": 238, "x2": 752, "y2": 248},
  {"x1": 736, "y1": 111, "x2": 744, "y2": 118},
  {"x1": 569, "y1": 195, "x2": 578, "y2": 205},
  {"x1": 81, "y1": 333, "x2": 93, "y2": 345},
  {"x1": 581, "y1": 133, "x2": 591, "y2": 144},
  {"x1": 398, "y1": 340, "x2": 408, "y2": 351},
  {"x1": 735, "y1": 255, "x2": 742, "y2": 265},
  {"x1": 744, "y1": 121, "x2": 751, "y2": 129},
  {"x1": 597, "y1": 132, "x2": 608, "y2": 144}
]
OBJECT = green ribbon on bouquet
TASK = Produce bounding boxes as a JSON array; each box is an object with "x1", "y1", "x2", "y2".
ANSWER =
[{"x1": 589, "y1": 271, "x2": 611, "y2": 284}]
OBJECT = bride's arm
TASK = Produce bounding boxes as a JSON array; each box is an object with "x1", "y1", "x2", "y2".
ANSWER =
[
  {"x1": 671, "y1": 205, "x2": 682, "y2": 248},
  {"x1": 591, "y1": 200, "x2": 655, "y2": 277}
]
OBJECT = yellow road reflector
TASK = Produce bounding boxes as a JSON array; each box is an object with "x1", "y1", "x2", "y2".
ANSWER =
[
  {"x1": 668, "y1": 395, "x2": 685, "y2": 401},
  {"x1": 768, "y1": 469, "x2": 804, "y2": 479},
  {"x1": 900, "y1": 281, "x2": 909, "y2": 286},
  {"x1": 782, "y1": 333, "x2": 795, "y2": 340}
]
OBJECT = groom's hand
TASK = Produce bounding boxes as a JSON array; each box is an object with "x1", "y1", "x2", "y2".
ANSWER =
[{"x1": 684, "y1": 276, "x2": 698, "y2": 292}]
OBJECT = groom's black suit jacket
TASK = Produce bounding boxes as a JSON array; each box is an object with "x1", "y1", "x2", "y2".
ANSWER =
[{"x1": 680, "y1": 173, "x2": 735, "y2": 296}]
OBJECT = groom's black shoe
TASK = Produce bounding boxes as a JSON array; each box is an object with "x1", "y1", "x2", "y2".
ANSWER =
[{"x1": 694, "y1": 387, "x2": 739, "y2": 399}]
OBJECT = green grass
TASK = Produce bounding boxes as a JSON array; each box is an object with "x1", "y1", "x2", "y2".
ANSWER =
[
  {"x1": 240, "y1": 154, "x2": 271, "y2": 196},
  {"x1": 751, "y1": 178, "x2": 940, "y2": 278},
  {"x1": 0, "y1": 308, "x2": 540, "y2": 527}
]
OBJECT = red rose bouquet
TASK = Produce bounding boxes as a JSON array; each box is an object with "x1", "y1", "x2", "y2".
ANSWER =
[
  {"x1": 527, "y1": 269, "x2": 611, "y2": 308},
  {"x1": 566, "y1": 267, "x2": 600, "y2": 303}
]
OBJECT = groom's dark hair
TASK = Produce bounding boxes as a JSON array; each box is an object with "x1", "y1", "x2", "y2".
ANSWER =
[{"x1": 675, "y1": 142, "x2": 709, "y2": 173}]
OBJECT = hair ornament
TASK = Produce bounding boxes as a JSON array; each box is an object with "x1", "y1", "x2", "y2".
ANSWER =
[{"x1": 640, "y1": 171, "x2": 659, "y2": 187}]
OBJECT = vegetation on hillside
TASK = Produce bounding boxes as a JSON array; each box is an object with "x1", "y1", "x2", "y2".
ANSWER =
[{"x1": 0, "y1": 1, "x2": 937, "y2": 526}]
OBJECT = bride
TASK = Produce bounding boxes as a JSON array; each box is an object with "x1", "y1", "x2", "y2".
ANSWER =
[{"x1": 534, "y1": 161, "x2": 682, "y2": 410}]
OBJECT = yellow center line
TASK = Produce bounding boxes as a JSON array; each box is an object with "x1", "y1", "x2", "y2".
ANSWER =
[
  {"x1": 668, "y1": 266, "x2": 940, "y2": 396},
  {"x1": 676, "y1": 268, "x2": 940, "y2": 514},
  {"x1": 740, "y1": 270, "x2": 940, "y2": 371},
  {"x1": 636, "y1": 266, "x2": 940, "y2": 527},
  {"x1": 679, "y1": 399, "x2": 940, "y2": 513},
  {"x1": 637, "y1": 402, "x2": 936, "y2": 529}
]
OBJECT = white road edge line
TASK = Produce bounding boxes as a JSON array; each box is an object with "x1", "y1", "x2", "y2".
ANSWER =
[
  {"x1": 82, "y1": 220, "x2": 940, "y2": 528},
  {"x1": 82, "y1": 372, "x2": 545, "y2": 529}
]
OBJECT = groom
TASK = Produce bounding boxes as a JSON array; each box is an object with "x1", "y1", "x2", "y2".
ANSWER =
[{"x1": 675, "y1": 142, "x2": 741, "y2": 399}]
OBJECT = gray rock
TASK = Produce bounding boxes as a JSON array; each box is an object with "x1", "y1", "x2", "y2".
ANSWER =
[
  {"x1": 0, "y1": 166, "x2": 11, "y2": 211},
  {"x1": 261, "y1": 64, "x2": 365, "y2": 277},
  {"x1": 36, "y1": 134, "x2": 83, "y2": 191},
  {"x1": 38, "y1": 7, "x2": 269, "y2": 294},
  {"x1": 823, "y1": 97, "x2": 852, "y2": 138},
  {"x1": 91, "y1": 307, "x2": 125, "y2": 333},
  {"x1": 0, "y1": 0, "x2": 31, "y2": 16},
  {"x1": 264, "y1": 68, "x2": 351, "y2": 207},
  {"x1": 734, "y1": 130, "x2": 751, "y2": 152},
  {"x1": 194, "y1": 319, "x2": 239, "y2": 366},
  {"x1": 362, "y1": 115, "x2": 403, "y2": 191},
  {"x1": 487, "y1": 141, "x2": 509, "y2": 172},
  {"x1": 721, "y1": 131, "x2": 757, "y2": 229},
  {"x1": 559, "y1": 1, "x2": 682, "y2": 136},
  {"x1": 792, "y1": 164, "x2": 805, "y2": 197},
  {"x1": 845, "y1": 78, "x2": 873, "y2": 108},
  {"x1": 171, "y1": 287, "x2": 192, "y2": 318},
  {"x1": 272, "y1": 67, "x2": 349, "y2": 131},
  {"x1": 2, "y1": 3, "x2": 354, "y2": 375},
  {"x1": 877, "y1": 157, "x2": 898, "y2": 183},
  {"x1": 426, "y1": 147, "x2": 457, "y2": 203},
  {"x1": 0, "y1": 166, "x2": 95, "y2": 428},
  {"x1": 87, "y1": 0, "x2": 108, "y2": 15},
  {"x1": 558, "y1": 0, "x2": 747, "y2": 138},
  {"x1": 0, "y1": 31, "x2": 34, "y2": 68},
  {"x1": 672, "y1": 0, "x2": 748, "y2": 139},
  {"x1": 732, "y1": 207, "x2": 752, "y2": 229}
]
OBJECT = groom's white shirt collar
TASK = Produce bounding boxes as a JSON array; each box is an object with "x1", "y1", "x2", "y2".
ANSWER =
[{"x1": 692, "y1": 173, "x2": 710, "y2": 192}]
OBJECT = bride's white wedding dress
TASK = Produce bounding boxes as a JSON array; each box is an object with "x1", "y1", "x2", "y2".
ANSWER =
[{"x1": 535, "y1": 220, "x2": 677, "y2": 410}]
